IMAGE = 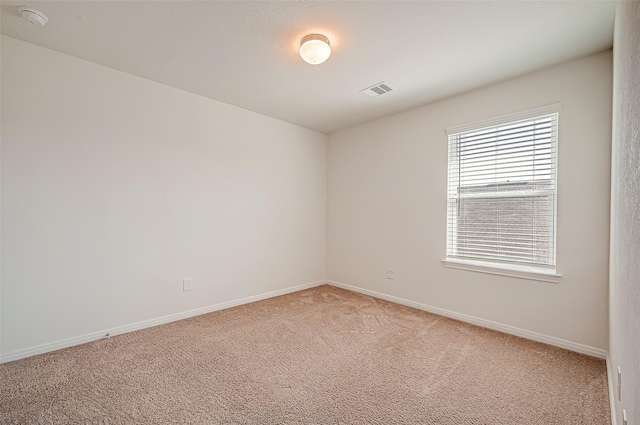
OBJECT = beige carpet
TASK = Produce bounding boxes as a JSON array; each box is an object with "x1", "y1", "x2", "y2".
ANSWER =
[{"x1": 1, "y1": 285, "x2": 610, "y2": 424}]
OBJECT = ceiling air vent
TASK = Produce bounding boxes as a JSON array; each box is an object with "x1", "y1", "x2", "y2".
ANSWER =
[{"x1": 360, "y1": 81, "x2": 395, "y2": 98}]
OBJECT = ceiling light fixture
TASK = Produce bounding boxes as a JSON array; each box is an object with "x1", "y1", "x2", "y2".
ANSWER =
[
  {"x1": 18, "y1": 7, "x2": 48, "y2": 27},
  {"x1": 299, "y1": 34, "x2": 331, "y2": 65}
]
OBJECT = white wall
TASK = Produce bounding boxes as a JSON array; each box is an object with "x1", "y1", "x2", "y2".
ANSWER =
[
  {"x1": 0, "y1": 33, "x2": 616, "y2": 365},
  {"x1": 0, "y1": 36, "x2": 327, "y2": 360},
  {"x1": 610, "y1": 1, "x2": 640, "y2": 423},
  {"x1": 0, "y1": 34, "x2": 3, "y2": 364},
  {"x1": 328, "y1": 51, "x2": 612, "y2": 353}
]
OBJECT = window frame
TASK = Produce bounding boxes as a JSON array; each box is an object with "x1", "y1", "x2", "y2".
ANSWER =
[{"x1": 443, "y1": 104, "x2": 562, "y2": 283}]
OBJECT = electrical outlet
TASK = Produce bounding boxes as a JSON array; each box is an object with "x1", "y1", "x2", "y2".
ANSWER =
[
  {"x1": 618, "y1": 366, "x2": 622, "y2": 401},
  {"x1": 183, "y1": 278, "x2": 193, "y2": 292},
  {"x1": 387, "y1": 268, "x2": 394, "y2": 280},
  {"x1": 622, "y1": 408, "x2": 628, "y2": 425}
]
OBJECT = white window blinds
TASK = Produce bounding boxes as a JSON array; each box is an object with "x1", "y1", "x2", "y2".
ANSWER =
[{"x1": 446, "y1": 110, "x2": 558, "y2": 270}]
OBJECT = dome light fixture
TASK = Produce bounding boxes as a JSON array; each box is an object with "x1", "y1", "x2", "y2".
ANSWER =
[
  {"x1": 299, "y1": 34, "x2": 331, "y2": 65},
  {"x1": 18, "y1": 7, "x2": 48, "y2": 27}
]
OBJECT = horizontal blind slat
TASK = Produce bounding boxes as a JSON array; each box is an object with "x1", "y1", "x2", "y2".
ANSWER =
[{"x1": 454, "y1": 121, "x2": 555, "y2": 146}]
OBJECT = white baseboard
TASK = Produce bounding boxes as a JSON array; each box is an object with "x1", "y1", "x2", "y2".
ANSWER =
[
  {"x1": 2, "y1": 278, "x2": 608, "y2": 364},
  {"x1": 327, "y1": 280, "x2": 607, "y2": 359},
  {"x1": 606, "y1": 355, "x2": 618, "y2": 425},
  {"x1": 0, "y1": 280, "x2": 325, "y2": 364}
]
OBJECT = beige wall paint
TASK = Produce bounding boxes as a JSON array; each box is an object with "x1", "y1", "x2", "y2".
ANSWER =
[
  {"x1": 328, "y1": 51, "x2": 612, "y2": 351},
  {"x1": 610, "y1": 1, "x2": 640, "y2": 423},
  {"x1": 0, "y1": 36, "x2": 327, "y2": 358}
]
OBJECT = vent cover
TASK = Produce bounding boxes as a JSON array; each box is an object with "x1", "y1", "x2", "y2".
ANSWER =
[{"x1": 360, "y1": 82, "x2": 395, "y2": 97}]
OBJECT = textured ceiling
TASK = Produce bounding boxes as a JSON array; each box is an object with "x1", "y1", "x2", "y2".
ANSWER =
[{"x1": 0, "y1": 1, "x2": 615, "y2": 133}]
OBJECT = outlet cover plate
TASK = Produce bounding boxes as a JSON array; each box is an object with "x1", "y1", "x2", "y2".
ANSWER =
[
  {"x1": 183, "y1": 278, "x2": 193, "y2": 292},
  {"x1": 618, "y1": 366, "x2": 622, "y2": 401}
]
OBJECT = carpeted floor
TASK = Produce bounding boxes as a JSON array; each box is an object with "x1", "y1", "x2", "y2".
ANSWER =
[{"x1": 0, "y1": 285, "x2": 610, "y2": 424}]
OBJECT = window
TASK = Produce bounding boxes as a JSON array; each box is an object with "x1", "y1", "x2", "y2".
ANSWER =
[{"x1": 445, "y1": 106, "x2": 560, "y2": 279}]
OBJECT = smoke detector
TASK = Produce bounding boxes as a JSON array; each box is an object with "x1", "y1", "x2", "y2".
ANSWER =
[
  {"x1": 18, "y1": 7, "x2": 48, "y2": 27},
  {"x1": 360, "y1": 82, "x2": 395, "y2": 98}
]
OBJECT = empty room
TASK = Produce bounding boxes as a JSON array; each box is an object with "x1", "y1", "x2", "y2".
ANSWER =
[{"x1": 1, "y1": 1, "x2": 638, "y2": 424}]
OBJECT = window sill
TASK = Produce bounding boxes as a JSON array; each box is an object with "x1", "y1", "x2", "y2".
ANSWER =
[{"x1": 441, "y1": 259, "x2": 561, "y2": 283}]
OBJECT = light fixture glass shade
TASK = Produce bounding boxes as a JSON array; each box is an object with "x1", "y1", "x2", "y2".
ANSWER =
[{"x1": 299, "y1": 34, "x2": 331, "y2": 65}]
